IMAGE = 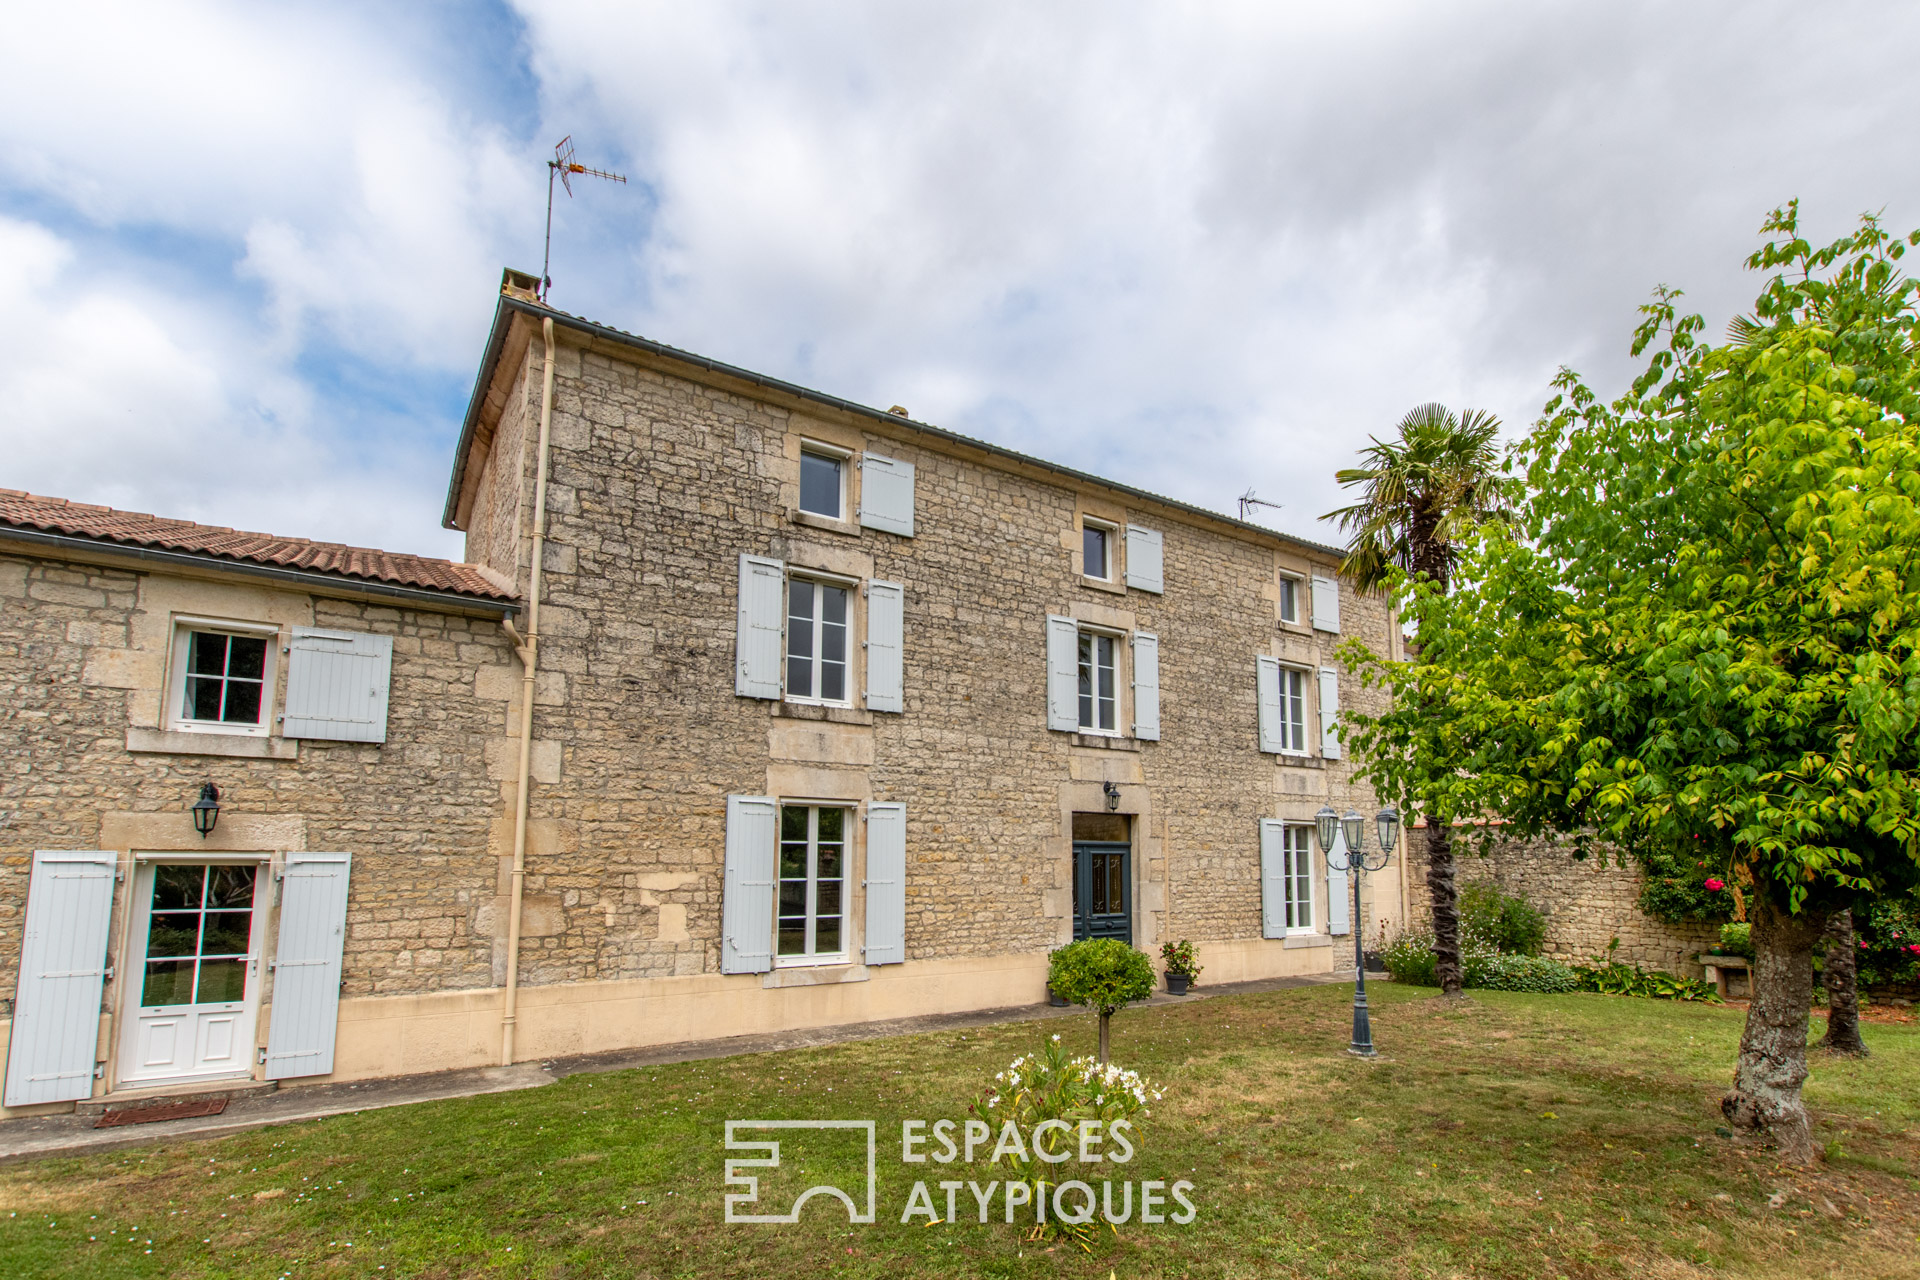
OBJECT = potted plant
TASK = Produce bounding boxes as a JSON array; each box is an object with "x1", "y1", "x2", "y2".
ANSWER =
[
  {"x1": 1160, "y1": 938, "x2": 1202, "y2": 996},
  {"x1": 1048, "y1": 938, "x2": 1156, "y2": 1063}
]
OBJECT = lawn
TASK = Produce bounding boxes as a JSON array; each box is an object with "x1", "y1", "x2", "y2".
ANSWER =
[{"x1": 2, "y1": 982, "x2": 1917, "y2": 1279}]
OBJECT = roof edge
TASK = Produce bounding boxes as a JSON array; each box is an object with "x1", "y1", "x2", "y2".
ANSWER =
[
  {"x1": 447, "y1": 286, "x2": 1351, "y2": 562},
  {"x1": 0, "y1": 526, "x2": 519, "y2": 617}
]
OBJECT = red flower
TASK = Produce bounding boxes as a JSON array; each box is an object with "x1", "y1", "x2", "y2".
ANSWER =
[
  {"x1": 1906, "y1": 944, "x2": 1920, "y2": 955},
  {"x1": 1703, "y1": 878, "x2": 1725, "y2": 892}
]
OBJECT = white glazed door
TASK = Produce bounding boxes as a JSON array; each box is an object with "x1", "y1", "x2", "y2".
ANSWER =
[{"x1": 119, "y1": 862, "x2": 267, "y2": 1086}]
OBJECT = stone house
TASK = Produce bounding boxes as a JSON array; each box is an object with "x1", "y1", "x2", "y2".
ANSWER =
[{"x1": 0, "y1": 270, "x2": 1411, "y2": 1116}]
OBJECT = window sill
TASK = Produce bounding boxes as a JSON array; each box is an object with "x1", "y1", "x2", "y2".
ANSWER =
[
  {"x1": 789, "y1": 509, "x2": 861, "y2": 538},
  {"x1": 1283, "y1": 933, "x2": 1333, "y2": 950},
  {"x1": 1070, "y1": 732, "x2": 1138, "y2": 752},
  {"x1": 1274, "y1": 754, "x2": 1327, "y2": 770},
  {"x1": 762, "y1": 962, "x2": 869, "y2": 988},
  {"x1": 1079, "y1": 575, "x2": 1126, "y2": 596},
  {"x1": 774, "y1": 701, "x2": 874, "y2": 726},
  {"x1": 127, "y1": 727, "x2": 299, "y2": 761}
]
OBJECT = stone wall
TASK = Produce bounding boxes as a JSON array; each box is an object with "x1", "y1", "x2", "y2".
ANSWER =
[
  {"x1": 0, "y1": 553, "x2": 512, "y2": 1002},
  {"x1": 470, "y1": 323, "x2": 1402, "y2": 990},
  {"x1": 1403, "y1": 830, "x2": 1720, "y2": 975}
]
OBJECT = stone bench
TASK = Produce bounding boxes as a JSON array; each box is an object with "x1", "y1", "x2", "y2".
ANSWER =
[{"x1": 1702, "y1": 954, "x2": 1751, "y2": 1000}]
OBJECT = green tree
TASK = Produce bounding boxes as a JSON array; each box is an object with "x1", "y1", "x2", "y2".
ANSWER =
[
  {"x1": 1326, "y1": 403, "x2": 1510, "y2": 997},
  {"x1": 1343, "y1": 205, "x2": 1920, "y2": 1164},
  {"x1": 1046, "y1": 939, "x2": 1155, "y2": 1064}
]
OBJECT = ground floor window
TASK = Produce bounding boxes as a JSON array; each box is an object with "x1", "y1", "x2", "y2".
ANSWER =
[
  {"x1": 778, "y1": 805, "x2": 847, "y2": 961},
  {"x1": 143, "y1": 863, "x2": 258, "y2": 1006},
  {"x1": 1283, "y1": 825, "x2": 1314, "y2": 931}
]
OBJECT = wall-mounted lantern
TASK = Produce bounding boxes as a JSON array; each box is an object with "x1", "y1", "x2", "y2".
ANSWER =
[
  {"x1": 1102, "y1": 780, "x2": 1120, "y2": 812},
  {"x1": 191, "y1": 782, "x2": 221, "y2": 838}
]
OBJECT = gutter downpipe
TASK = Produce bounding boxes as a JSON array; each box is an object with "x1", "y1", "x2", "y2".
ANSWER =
[{"x1": 502, "y1": 315, "x2": 557, "y2": 1066}]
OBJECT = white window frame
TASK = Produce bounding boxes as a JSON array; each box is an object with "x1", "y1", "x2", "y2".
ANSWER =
[
  {"x1": 1076, "y1": 625, "x2": 1124, "y2": 736},
  {"x1": 1277, "y1": 664, "x2": 1309, "y2": 755},
  {"x1": 798, "y1": 440, "x2": 851, "y2": 520},
  {"x1": 784, "y1": 571, "x2": 858, "y2": 708},
  {"x1": 1278, "y1": 573, "x2": 1302, "y2": 625},
  {"x1": 166, "y1": 617, "x2": 279, "y2": 738},
  {"x1": 775, "y1": 802, "x2": 852, "y2": 967},
  {"x1": 1282, "y1": 824, "x2": 1315, "y2": 932},
  {"x1": 1081, "y1": 517, "x2": 1117, "y2": 582}
]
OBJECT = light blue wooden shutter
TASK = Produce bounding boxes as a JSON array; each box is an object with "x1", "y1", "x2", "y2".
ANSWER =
[
  {"x1": 1311, "y1": 575, "x2": 1341, "y2": 633},
  {"x1": 1255, "y1": 656, "x2": 1283, "y2": 754},
  {"x1": 1258, "y1": 821, "x2": 1287, "y2": 939},
  {"x1": 1045, "y1": 615, "x2": 1079, "y2": 732},
  {"x1": 4, "y1": 851, "x2": 115, "y2": 1106},
  {"x1": 1327, "y1": 831, "x2": 1352, "y2": 936},
  {"x1": 1131, "y1": 631, "x2": 1160, "y2": 740},
  {"x1": 863, "y1": 802, "x2": 907, "y2": 965},
  {"x1": 1318, "y1": 667, "x2": 1342, "y2": 759},
  {"x1": 1124, "y1": 526, "x2": 1164, "y2": 593},
  {"x1": 282, "y1": 628, "x2": 393, "y2": 742},
  {"x1": 859, "y1": 453, "x2": 915, "y2": 536},
  {"x1": 865, "y1": 579, "x2": 905, "y2": 713},
  {"x1": 722, "y1": 795, "x2": 777, "y2": 974},
  {"x1": 735, "y1": 554, "x2": 785, "y2": 699},
  {"x1": 264, "y1": 852, "x2": 352, "y2": 1080}
]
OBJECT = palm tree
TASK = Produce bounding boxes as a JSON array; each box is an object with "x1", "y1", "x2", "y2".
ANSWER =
[{"x1": 1326, "y1": 403, "x2": 1509, "y2": 998}]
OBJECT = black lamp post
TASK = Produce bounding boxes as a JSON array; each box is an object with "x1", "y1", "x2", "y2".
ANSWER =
[
  {"x1": 1315, "y1": 803, "x2": 1399, "y2": 1057},
  {"x1": 190, "y1": 783, "x2": 221, "y2": 838}
]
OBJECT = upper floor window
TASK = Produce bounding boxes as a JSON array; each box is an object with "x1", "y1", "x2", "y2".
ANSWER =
[
  {"x1": 1082, "y1": 519, "x2": 1115, "y2": 581},
  {"x1": 800, "y1": 446, "x2": 846, "y2": 519},
  {"x1": 1078, "y1": 629, "x2": 1118, "y2": 733},
  {"x1": 1278, "y1": 574, "x2": 1301, "y2": 625},
  {"x1": 1277, "y1": 665, "x2": 1307, "y2": 753},
  {"x1": 171, "y1": 625, "x2": 274, "y2": 736},
  {"x1": 786, "y1": 576, "x2": 851, "y2": 704}
]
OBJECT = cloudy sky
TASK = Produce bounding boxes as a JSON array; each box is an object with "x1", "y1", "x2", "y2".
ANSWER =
[{"x1": 2, "y1": 2, "x2": 1914, "y2": 559}]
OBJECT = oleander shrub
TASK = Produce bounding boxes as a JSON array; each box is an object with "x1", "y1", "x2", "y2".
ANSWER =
[{"x1": 1458, "y1": 882, "x2": 1548, "y2": 956}]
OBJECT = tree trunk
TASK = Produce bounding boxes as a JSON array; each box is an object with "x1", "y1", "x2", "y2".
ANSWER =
[
  {"x1": 1818, "y1": 908, "x2": 1868, "y2": 1057},
  {"x1": 1427, "y1": 822, "x2": 1465, "y2": 997},
  {"x1": 1097, "y1": 1011, "x2": 1111, "y2": 1065},
  {"x1": 1722, "y1": 894, "x2": 1829, "y2": 1164}
]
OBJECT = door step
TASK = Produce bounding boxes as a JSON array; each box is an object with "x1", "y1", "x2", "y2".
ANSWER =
[{"x1": 75, "y1": 1077, "x2": 277, "y2": 1116}]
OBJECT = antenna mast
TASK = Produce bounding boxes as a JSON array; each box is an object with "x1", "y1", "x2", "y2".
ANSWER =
[
  {"x1": 1238, "y1": 488, "x2": 1284, "y2": 521},
  {"x1": 541, "y1": 135, "x2": 627, "y2": 302}
]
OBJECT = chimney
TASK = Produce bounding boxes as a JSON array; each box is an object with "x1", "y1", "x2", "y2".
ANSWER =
[
  {"x1": 888, "y1": 405, "x2": 910, "y2": 417},
  {"x1": 500, "y1": 268, "x2": 542, "y2": 303}
]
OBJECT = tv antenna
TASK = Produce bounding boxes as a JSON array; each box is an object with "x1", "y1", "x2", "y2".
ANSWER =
[
  {"x1": 1238, "y1": 488, "x2": 1283, "y2": 521},
  {"x1": 541, "y1": 135, "x2": 627, "y2": 301}
]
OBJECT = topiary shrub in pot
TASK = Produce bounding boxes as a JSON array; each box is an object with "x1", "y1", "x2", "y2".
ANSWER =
[{"x1": 1047, "y1": 938, "x2": 1156, "y2": 1063}]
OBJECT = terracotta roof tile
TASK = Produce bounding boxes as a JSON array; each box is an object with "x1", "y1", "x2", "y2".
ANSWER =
[{"x1": 0, "y1": 489, "x2": 515, "y2": 602}]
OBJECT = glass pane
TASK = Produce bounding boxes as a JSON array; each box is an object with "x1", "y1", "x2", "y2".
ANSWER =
[
  {"x1": 1083, "y1": 526, "x2": 1107, "y2": 577},
  {"x1": 142, "y1": 960, "x2": 196, "y2": 1007},
  {"x1": 227, "y1": 636, "x2": 267, "y2": 680},
  {"x1": 779, "y1": 882, "x2": 806, "y2": 914},
  {"x1": 781, "y1": 806, "x2": 808, "y2": 841},
  {"x1": 221, "y1": 679, "x2": 262, "y2": 724},
  {"x1": 206, "y1": 865, "x2": 256, "y2": 909},
  {"x1": 816, "y1": 808, "x2": 843, "y2": 843},
  {"x1": 816, "y1": 880, "x2": 841, "y2": 916},
  {"x1": 188, "y1": 632, "x2": 227, "y2": 676},
  {"x1": 800, "y1": 452, "x2": 842, "y2": 517},
  {"x1": 201, "y1": 910, "x2": 253, "y2": 956},
  {"x1": 814, "y1": 917, "x2": 841, "y2": 953},
  {"x1": 147, "y1": 913, "x2": 202, "y2": 959},
  {"x1": 1077, "y1": 634, "x2": 1093, "y2": 726},
  {"x1": 822, "y1": 585, "x2": 846, "y2": 626},
  {"x1": 780, "y1": 845, "x2": 808, "y2": 878},
  {"x1": 820, "y1": 658, "x2": 845, "y2": 702},
  {"x1": 817, "y1": 845, "x2": 843, "y2": 878},
  {"x1": 1280, "y1": 578, "x2": 1297, "y2": 621},
  {"x1": 787, "y1": 580, "x2": 815, "y2": 635},
  {"x1": 1089, "y1": 858, "x2": 1109, "y2": 914},
  {"x1": 778, "y1": 924, "x2": 806, "y2": 956},
  {"x1": 152, "y1": 865, "x2": 204, "y2": 912},
  {"x1": 821, "y1": 619, "x2": 846, "y2": 665},
  {"x1": 1106, "y1": 857, "x2": 1125, "y2": 914},
  {"x1": 187, "y1": 676, "x2": 224, "y2": 721},
  {"x1": 196, "y1": 957, "x2": 247, "y2": 1004},
  {"x1": 787, "y1": 654, "x2": 813, "y2": 698}
]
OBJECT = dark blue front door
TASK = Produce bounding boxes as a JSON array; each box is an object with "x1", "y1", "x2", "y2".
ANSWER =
[{"x1": 1072, "y1": 842, "x2": 1131, "y2": 942}]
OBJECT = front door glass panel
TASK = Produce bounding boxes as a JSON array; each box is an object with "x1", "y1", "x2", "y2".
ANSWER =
[
  {"x1": 1071, "y1": 841, "x2": 1131, "y2": 943},
  {"x1": 140, "y1": 864, "x2": 257, "y2": 1008}
]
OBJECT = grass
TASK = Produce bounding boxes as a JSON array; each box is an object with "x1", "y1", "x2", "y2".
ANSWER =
[{"x1": 2, "y1": 982, "x2": 1917, "y2": 1278}]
